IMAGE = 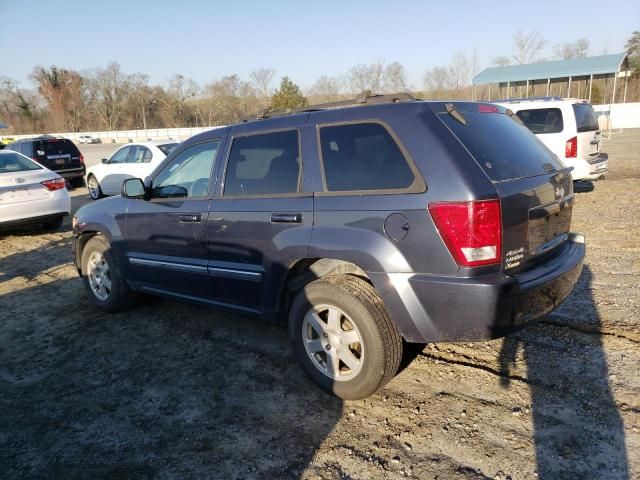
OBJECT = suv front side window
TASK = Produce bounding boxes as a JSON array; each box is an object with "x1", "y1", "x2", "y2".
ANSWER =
[
  {"x1": 223, "y1": 130, "x2": 300, "y2": 196},
  {"x1": 152, "y1": 141, "x2": 219, "y2": 198},
  {"x1": 318, "y1": 122, "x2": 416, "y2": 192}
]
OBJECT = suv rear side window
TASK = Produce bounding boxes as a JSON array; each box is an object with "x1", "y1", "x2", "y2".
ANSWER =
[
  {"x1": 572, "y1": 103, "x2": 599, "y2": 132},
  {"x1": 319, "y1": 123, "x2": 415, "y2": 192},
  {"x1": 515, "y1": 108, "x2": 563, "y2": 134},
  {"x1": 224, "y1": 130, "x2": 300, "y2": 196}
]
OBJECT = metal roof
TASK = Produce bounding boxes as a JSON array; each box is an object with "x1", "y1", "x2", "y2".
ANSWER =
[{"x1": 473, "y1": 53, "x2": 629, "y2": 85}]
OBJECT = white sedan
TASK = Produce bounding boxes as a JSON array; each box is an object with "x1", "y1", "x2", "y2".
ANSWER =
[
  {"x1": 0, "y1": 150, "x2": 71, "y2": 230},
  {"x1": 85, "y1": 141, "x2": 179, "y2": 199}
]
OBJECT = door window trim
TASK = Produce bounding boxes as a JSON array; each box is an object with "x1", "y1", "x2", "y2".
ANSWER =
[
  {"x1": 219, "y1": 127, "x2": 304, "y2": 199},
  {"x1": 314, "y1": 119, "x2": 426, "y2": 196}
]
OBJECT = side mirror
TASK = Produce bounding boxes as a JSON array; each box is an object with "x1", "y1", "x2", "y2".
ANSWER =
[
  {"x1": 101, "y1": 158, "x2": 108, "y2": 164},
  {"x1": 122, "y1": 178, "x2": 146, "y2": 199}
]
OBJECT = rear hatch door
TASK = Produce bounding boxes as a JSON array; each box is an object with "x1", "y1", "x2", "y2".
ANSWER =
[
  {"x1": 34, "y1": 138, "x2": 82, "y2": 171},
  {"x1": 572, "y1": 102, "x2": 602, "y2": 160},
  {"x1": 435, "y1": 102, "x2": 574, "y2": 272}
]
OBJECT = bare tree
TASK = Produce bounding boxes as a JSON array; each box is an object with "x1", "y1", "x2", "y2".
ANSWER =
[
  {"x1": 512, "y1": 29, "x2": 546, "y2": 64},
  {"x1": 160, "y1": 74, "x2": 199, "y2": 127},
  {"x1": 423, "y1": 66, "x2": 453, "y2": 91},
  {"x1": 347, "y1": 60, "x2": 386, "y2": 94},
  {"x1": 249, "y1": 68, "x2": 276, "y2": 101},
  {"x1": 383, "y1": 62, "x2": 408, "y2": 93},
  {"x1": 32, "y1": 65, "x2": 87, "y2": 132},
  {"x1": 450, "y1": 52, "x2": 471, "y2": 89},
  {"x1": 86, "y1": 62, "x2": 128, "y2": 131},
  {"x1": 368, "y1": 59, "x2": 386, "y2": 94},
  {"x1": 308, "y1": 75, "x2": 342, "y2": 102},
  {"x1": 553, "y1": 38, "x2": 589, "y2": 60},
  {"x1": 348, "y1": 64, "x2": 371, "y2": 93},
  {"x1": 491, "y1": 56, "x2": 512, "y2": 67},
  {"x1": 128, "y1": 73, "x2": 155, "y2": 129}
]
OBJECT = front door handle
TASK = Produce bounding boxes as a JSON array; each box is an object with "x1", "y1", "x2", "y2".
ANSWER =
[
  {"x1": 178, "y1": 214, "x2": 201, "y2": 223},
  {"x1": 270, "y1": 212, "x2": 302, "y2": 224}
]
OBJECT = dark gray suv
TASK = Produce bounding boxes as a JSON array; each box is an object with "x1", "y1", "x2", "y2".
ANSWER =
[{"x1": 72, "y1": 94, "x2": 585, "y2": 399}]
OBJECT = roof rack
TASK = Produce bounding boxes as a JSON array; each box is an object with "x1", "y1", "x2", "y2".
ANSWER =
[{"x1": 249, "y1": 91, "x2": 417, "y2": 121}]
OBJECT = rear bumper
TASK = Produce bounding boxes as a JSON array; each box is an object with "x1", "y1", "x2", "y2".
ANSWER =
[
  {"x1": 371, "y1": 234, "x2": 585, "y2": 343},
  {"x1": 55, "y1": 166, "x2": 85, "y2": 179},
  {"x1": 573, "y1": 152, "x2": 608, "y2": 181},
  {"x1": 0, "y1": 190, "x2": 71, "y2": 226}
]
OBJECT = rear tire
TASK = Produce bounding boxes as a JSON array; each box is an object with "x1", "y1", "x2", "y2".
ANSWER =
[
  {"x1": 42, "y1": 216, "x2": 64, "y2": 231},
  {"x1": 288, "y1": 275, "x2": 403, "y2": 400},
  {"x1": 81, "y1": 236, "x2": 137, "y2": 312},
  {"x1": 87, "y1": 175, "x2": 103, "y2": 200}
]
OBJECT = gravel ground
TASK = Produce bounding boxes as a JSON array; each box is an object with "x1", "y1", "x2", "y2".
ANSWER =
[{"x1": 1, "y1": 130, "x2": 638, "y2": 479}]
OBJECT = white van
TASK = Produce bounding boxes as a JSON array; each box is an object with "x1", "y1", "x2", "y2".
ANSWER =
[{"x1": 495, "y1": 98, "x2": 608, "y2": 181}]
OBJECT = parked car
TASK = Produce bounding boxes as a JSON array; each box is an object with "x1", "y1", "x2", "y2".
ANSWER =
[
  {"x1": 4, "y1": 135, "x2": 86, "y2": 188},
  {"x1": 0, "y1": 150, "x2": 70, "y2": 230},
  {"x1": 85, "y1": 141, "x2": 179, "y2": 199},
  {"x1": 78, "y1": 135, "x2": 101, "y2": 144},
  {"x1": 72, "y1": 94, "x2": 585, "y2": 399},
  {"x1": 494, "y1": 97, "x2": 608, "y2": 181}
]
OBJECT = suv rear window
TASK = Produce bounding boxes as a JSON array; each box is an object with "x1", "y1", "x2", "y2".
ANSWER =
[
  {"x1": 515, "y1": 108, "x2": 563, "y2": 134},
  {"x1": 319, "y1": 123, "x2": 415, "y2": 192},
  {"x1": 572, "y1": 103, "x2": 599, "y2": 132},
  {"x1": 439, "y1": 109, "x2": 564, "y2": 182},
  {"x1": 34, "y1": 139, "x2": 80, "y2": 157}
]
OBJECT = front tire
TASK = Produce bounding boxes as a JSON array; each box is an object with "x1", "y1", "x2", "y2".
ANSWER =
[
  {"x1": 87, "y1": 174, "x2": 104, "y2": 199},
  {"x1": 288, "y1": 275, "x2": 403, "y2": 400},
  {"x1": 81, "y1": 236, "x2": 137, "y2": 312}
]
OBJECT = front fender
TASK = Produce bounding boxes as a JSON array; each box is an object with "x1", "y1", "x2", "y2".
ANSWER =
[{"x1": 72, "y1": 197, "x2": 129, "y2": 271}]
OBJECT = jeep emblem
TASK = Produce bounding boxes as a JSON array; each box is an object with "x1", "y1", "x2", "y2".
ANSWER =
[{"x1": 14, "y1": 177, "x2": 25, "y2": 184}]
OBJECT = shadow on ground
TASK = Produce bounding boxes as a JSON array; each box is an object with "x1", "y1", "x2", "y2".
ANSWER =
[
  {"x1": 499, "y1": 265, "x2": 629, "y2": 479},
  {"x1": 0, "y1": 231, "x2": 343, "y2": 478}
]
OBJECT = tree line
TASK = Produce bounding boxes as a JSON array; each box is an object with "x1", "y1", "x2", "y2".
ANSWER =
[{"x1": 2, "y1": 30, "x2": 639, "y2": 135}]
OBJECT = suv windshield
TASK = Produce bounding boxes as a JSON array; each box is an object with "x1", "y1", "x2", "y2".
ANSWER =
[
  {"x1": 572, "y1": 103, "x2": 599, "y2": 132},
  {"x1": 438, "y1": 107, "x2": 565, "y2": 182}
]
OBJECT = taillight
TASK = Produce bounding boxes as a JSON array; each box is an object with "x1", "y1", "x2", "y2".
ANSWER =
[
  {"x1": 41, "y1": 178, "x2": 66, "y2": 191},
  {"x1": 428, "y1": 200, "x2": 502, "y2": 267},
  {"x1": 80, "y1": 153, "x2": 85, "y2": 164},
  {"x1": 565, "y1": 136, "x2": 577, "y2": 158}
]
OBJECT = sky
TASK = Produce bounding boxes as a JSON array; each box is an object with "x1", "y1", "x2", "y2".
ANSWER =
[{"x1": 1, "y1": 0, "x2": 638, "y2": 91}]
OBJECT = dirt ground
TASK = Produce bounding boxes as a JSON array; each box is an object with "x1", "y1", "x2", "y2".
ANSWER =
[{"x1": 1, "y1": 130, "x2": 638, "y2": 480}]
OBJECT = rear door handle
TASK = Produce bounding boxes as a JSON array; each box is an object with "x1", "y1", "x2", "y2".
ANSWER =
[
  {"x1": 270, "y1": 212, "x2": 302, "y2": 223},
  {"x1": 178, "y1": 214, "x2": 201, "y2": 223}
]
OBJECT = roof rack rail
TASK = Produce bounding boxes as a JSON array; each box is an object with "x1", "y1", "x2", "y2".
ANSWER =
[{"x1": 248, "y1": 91, "x2": 417, "y2": 121}]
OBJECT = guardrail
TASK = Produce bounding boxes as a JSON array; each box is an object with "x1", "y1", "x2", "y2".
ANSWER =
[{"x1": 1, "y1": 126, "x2": 224, "y2": 144}]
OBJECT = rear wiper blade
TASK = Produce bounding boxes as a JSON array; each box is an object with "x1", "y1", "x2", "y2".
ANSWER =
[
  {"x1": 505, "y1": 108, "x2": 524, "y2": 125},
  {"x1": 444, "y1": 103, "x2": 467, "y2": 125}
]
